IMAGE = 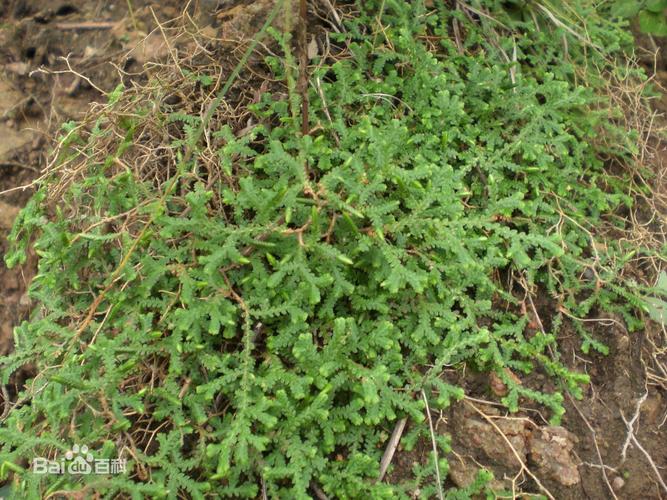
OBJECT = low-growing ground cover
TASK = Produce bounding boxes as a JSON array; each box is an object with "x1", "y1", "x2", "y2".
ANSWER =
[{"x1": 0, "y1": 1, "x2": 665, "y2": 498}]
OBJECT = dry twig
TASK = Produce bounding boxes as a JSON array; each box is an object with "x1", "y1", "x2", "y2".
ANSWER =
[
  {"x1": 567, "y1": 394, "x2": 619, "y2": 500},
  {"x1": 422, "y1": 390, "x2": 444, "y2": 500},
  {"x1": 620, "y1": 389, "x2": 667, "y2": 495},
  {"x1": 378, "y1": 417, "x2": 407, "y2": 482},
  {"x1": 54, "y1": 21, "x2": 117, "y2": 30}
]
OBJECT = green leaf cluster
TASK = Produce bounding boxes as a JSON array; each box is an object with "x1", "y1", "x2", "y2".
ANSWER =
[
  {"x1": 611, "y1": 0, "x2": 667, "y2": 36},
  {"x1": 0, "y1": 1, "x2": 660, "y2": 498}
]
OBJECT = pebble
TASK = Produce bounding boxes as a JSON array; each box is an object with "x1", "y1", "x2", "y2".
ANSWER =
[{"x1": 612, "y1": 476, "x2": 625, "y2": 491}]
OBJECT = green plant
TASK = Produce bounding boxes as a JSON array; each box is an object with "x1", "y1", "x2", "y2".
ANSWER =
[
  {"x1": 635, "y1": 271, "x2": 667, "y2": 324},
  {"x1": 0, "y1": 1, "x2": 661, "y2": 498},
  {"x1": 611, "y1": 0, "x2": 667, "y2": 36}
]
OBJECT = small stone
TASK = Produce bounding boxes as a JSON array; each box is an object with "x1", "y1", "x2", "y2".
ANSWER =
[
  {"x1": 612, "y1": 476, "x2": 625, "y2": 491},
  {"x1": 463, "y1": 417, "x2": 528, "y2": 468},
  {"x1": 527, "y1": 426, "x2": 580, "y2": 486}
]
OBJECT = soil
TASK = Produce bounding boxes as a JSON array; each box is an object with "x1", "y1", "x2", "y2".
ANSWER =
[{"x1": 0, "y1": 2, "x2": 666, "y2": 499}]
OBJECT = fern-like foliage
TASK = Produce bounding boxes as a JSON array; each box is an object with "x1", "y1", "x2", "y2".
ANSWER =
[{"x1": 0, "y1": 1, "x2": 657, "y2": 498}]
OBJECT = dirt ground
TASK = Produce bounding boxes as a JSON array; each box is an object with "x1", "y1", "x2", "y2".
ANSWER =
[{"x1": 0, "y1": 1, "x2": 666, "y2": 498}]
